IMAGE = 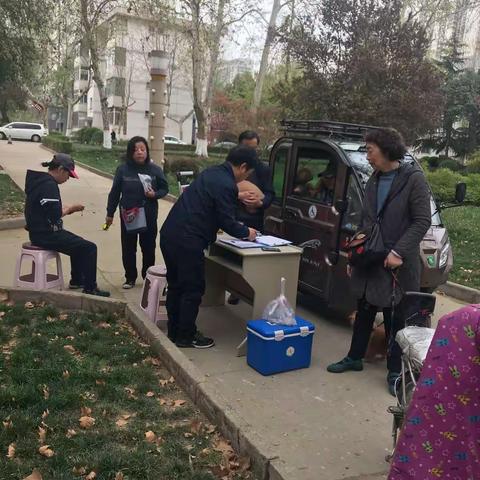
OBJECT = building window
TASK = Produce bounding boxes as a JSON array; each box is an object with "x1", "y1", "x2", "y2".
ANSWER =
[
  {"x1": 106, "y1": 77, "x2": 126, "y2": 97},
  {"x1": 80, "y1": 67, "x2": 89, "y2": 81},
  {"x1": 89, "y1": 98, "x2": 93, "y2": 110},
  {"x1": 80, "y1": 94, "x2": 88, "y2": 104},
  {"x1": 114, "y1": 46, "x2": 126, "y2": 67},
  {"x1": 108, "y1": 107, "x2": 121, "y2": 126}
]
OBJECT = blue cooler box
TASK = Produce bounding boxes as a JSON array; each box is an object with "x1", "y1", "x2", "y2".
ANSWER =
[{"x1": 246, "y1": 317, "x2": 315, "y2": 375}]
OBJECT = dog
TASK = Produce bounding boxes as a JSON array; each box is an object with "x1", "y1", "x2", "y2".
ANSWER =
[{"x1": 348, "y1": 311, "x2": 387, "y2": 362}]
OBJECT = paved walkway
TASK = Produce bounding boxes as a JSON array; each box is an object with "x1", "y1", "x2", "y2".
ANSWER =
[{"x1": 0, "y1": 141, "x2": 466, "y2": 479}]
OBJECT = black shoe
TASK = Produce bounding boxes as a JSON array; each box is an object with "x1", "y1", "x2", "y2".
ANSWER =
[
  {"x1": 83, "y1": 288, "x2": 111, "y2": 298},
  {"x1": 227, "y1": 294, "x2": 240, "y2": 305},
  {"x1": 176, "y1": 331, "x2": 215, "y2": 349},
  {"x1": 69, "y1": 281, "x2": 84, "y2": 290}
]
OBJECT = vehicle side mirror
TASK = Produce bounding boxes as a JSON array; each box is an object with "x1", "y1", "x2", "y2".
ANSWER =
[{"x1": 455, "y1": 182, "x2": 466, "y2": 203}]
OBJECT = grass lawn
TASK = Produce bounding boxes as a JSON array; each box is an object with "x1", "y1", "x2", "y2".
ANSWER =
[
  {"x1": 0, "y1": 301, "x2": 253, "y2": 480},
  {"x1": 442, "y1": 206, "x2": 480, "y2": 289},
  {"x1": 0, "y1": 173, "x2": 25, "y2": 219}
]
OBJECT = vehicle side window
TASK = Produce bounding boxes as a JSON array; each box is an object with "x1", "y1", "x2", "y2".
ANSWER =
[
  {"x1": 292, "y1": 147, "x2": 336, "y2": 204},
  {"x1": 342, "y1": 173, "x2": 363, "y2": 231},
  {"x1": 32, "y1": 125, "x2": 41, "y2": 130},
  {"x1": 271, "y1": 147, "x2": 288, "y2": 204},
  {"x1": 18, "y1": 124, "x2": 30, "y2": 129},
  {"x1": 10, "y1": 123, "x2": 20, "y2": 128}
]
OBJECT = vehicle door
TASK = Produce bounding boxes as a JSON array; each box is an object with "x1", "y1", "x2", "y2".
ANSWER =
[
  {"x1": 283, "y1": 140, "x2": 349, "y2": 299},
  {"x1": 264, "y1": 140, "x2": 291, "y2": 237},
  {"x1": 17, "y1": 123, "x2": 30, "y2": 140},
  {"x1": 6, "y1": 123, "x2": 20, "y2": 139}
]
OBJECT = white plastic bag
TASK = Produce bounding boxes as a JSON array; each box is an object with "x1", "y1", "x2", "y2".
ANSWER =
[{"x1": 262, "y1": 277, "x2": 296, "y2": 326}]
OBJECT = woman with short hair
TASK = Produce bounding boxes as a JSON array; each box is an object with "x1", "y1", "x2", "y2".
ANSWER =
[{"x1": 327, "y1": 128, "x2": 431, "y2": 395}]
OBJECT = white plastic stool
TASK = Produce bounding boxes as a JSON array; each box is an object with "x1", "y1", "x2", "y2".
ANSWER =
[
  {"x1": 140, "y1": 265, "x2": 168, "y2": 324},
  {"x1": 14, "y1": 242, "x2": 64, "y2": 290}
]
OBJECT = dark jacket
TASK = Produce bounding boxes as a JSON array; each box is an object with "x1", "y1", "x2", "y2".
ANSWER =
[
  {"x1": 24, "y1": 170, "x2": 63, "y2": 233},
  {"x1": 106, "y1": 159, "x2": 168, "y2": 225},
  {"x1": 351, "y1": 162, "x2": 431, "y2": 307},
  {"x1": 236, "y1": 161, "x2": 275, "y2": 231},
  {"x1": 161, "y1": 162, "x2": 249, "y2": 249}
]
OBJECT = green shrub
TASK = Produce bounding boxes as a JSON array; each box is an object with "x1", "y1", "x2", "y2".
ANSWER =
[
  {"x1": 438, "y1": 157, "x2": 462, "y2": 171},
  {"x1": 464, "y1": 174, "x2": 480, "y2": 205},
  {"x1": 164, "y1": 157, "x2": 200, "y2": 176},
  {"x1": 90, "y1": 129, "x2": 104, "y2": 145},
  {"x1": 42, "y1": 135, "x2": 73, "y2": 154},
  {"x1": 422, "y1": 156, "x2": 441, "y2": 169},
  {"x1": 466, "y1": 151, "x2": 480, "y2": 174},
  {"x1": 74, "y1": 127, "x2": 103, "y2": 144},
  {"x1": 425, "y1": 168, "x2": 464, "y2": 203}
]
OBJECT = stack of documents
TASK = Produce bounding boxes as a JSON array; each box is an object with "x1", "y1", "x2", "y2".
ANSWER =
[{"x1": 219, "y1": 235, "x2": 292, "y2": 249}]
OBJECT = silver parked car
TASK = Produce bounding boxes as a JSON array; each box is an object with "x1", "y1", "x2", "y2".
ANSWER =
[{"x1": 0, "y1": 122, "x2": 48, "y2": 142}]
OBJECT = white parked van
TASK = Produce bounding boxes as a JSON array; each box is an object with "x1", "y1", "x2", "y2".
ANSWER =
[{"x1": 0, "y1": 122, "x2": 48, "y2": 142}]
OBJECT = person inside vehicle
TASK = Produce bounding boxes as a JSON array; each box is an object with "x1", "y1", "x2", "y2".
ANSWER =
[
  {"x1": 313, "y1": 163, "x2": 336, "y2": 204},
  {"x1": 24, "y1": 154, "x2": 110, "y2": 297},
  {"x1": 160, "y1": 146, "x2": 259, "y2": 349},
  {"x1": 229, "y1": 130, "x2": 275, "y2": 305},
  {"x1": 293, "y1": 167, "x2": 314, "y2": 197},
  {"x1": 327, "y1": 127, "x2": 431, "y2": 396}
]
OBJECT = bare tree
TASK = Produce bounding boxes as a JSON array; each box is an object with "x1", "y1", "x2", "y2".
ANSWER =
[
  {"x1": 79, "y1": 0, "x2": 118, "y2": 149},
  {"x1": 253, "y1": 0, "x2": 284, "y2": 112}
]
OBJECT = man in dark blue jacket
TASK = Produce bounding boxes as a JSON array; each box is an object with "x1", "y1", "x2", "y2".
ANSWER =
[{"x1": 160, "y1": 146, "x2": 258, "y2": 349}]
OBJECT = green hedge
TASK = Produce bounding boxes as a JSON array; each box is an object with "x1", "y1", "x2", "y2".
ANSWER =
[
  {"x1": 426, "y1": 168, "x2": 480, "y2": 206},
  {"x1": 73, "y1": 127, "x2": 104, "y2": 145},
  {"x1": 42, "y1": 135, "x2": 73, "y2": 154}
]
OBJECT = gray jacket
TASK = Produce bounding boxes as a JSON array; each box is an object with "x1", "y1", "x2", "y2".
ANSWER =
[{"x1": 351, "y1": 162, "x2": 431, "y2": 307}]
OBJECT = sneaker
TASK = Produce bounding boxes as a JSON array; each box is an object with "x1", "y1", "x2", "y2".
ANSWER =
[
  {"x1": 327, "y1": 356, "x2": 364, "y2": 373},
  {"x1": 227, "y1": 294, "x2": 240, "y2": 305},
  {"x1": 83, "y1": 288, "x2": 111, "y2": 298},
  {"x1": 69, "y1": 281, "x2": 84, "y2": 290},
  {"x1": 122, "y1": 281, "x2": 136, "y2": 289},
  {"x1": 176, "y1": 331, "x2": 215, "y2": 349},
  {"x1": 387, "y1": 372, "x2": 401, "y2": 397}
]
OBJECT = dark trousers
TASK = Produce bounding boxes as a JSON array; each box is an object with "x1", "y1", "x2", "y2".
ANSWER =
[
  {"x1": 30, "y1": 230, "x2": 97, "y2": 291},
  {"x1": 121, "y1": 220, "x2": 157, "y2": 282},
  {"x1": 160, "y1": 237, "x2": 205, "y2": 343},
  {"x1": 348, "y1": 298, "x2": 403, "y2": 374}
]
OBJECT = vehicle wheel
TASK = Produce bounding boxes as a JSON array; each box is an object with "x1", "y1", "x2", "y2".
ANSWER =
[
  {"x1": 31, "y1": 135, "x2": 41, "y2": 142},
  {"x1": 0, "y1": 132, "x2": 6, "y2": 140}
]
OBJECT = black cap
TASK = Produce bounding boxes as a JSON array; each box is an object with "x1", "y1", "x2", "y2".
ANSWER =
[{"x1": 53, "y1": 153, "x2": 79, "y2": 179}]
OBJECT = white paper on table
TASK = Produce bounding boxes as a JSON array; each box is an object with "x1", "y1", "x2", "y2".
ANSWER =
[{"x1": 255, "y1": 235, "x2": 292, "y2": 247}]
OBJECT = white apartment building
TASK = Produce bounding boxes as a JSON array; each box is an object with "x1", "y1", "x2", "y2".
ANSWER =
[
  {"x1": 73, "y1": 9, "x2": 194, "y2": 143},
  {"x1": 217, "y1": 58, "x2": 254, "y2": 85}
]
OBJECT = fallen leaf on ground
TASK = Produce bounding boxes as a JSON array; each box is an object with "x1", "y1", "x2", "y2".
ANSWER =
[
  {"x1": 206, "y1": 424, "x2": 217, "y2": 434},
  {"x1": 62, "y1": 370, "x2": 70, "y2": 379},
  {"x1": 200, "y1": 448, "x2": 211, "y2": 456},
  {"x1": 172, "y1": 399, "x2": 186, "y2": 408},
  {"x1": 79, "y1": 416, "x2": 95, "y2": 429},
  {"x1": 42, "y1": 409, "x2": 49, "y2": 419},
  {"x1": 59, "y1": 313, "x2": 68, "y2": 320},
  {"x1": 38, "y1": 426, "x2": 47, "y2": 443},
  {"x1": 98, "y1": 322, "x2": 111, "y2": 329},
  {"x1": 72, "y1": 466, "x2": 87, "y2": 475},
  {"x1": 213, "y1": 439, "x2": 235, "y2": 459},
  {"x1": 0, "y1": 311, "x2": 5, "y2": 318},
  {"x1": 115, "y1": 418, "x2": 129, "y2": 428},
  {"x1": 80, "y1": 406, "x2": 92, "y2": 416},
  {"x1": 184, "y1": 432, "x2": 193, "y2": 438},
  {"x1": 158, "y1": 398, "x2": 168, "y2": 406},
  {"x1": 144, "y1": 356, "x2": 161, "y2": 366},
  {"x1": 3, "y1": 417, "x2": 13, "y2": 429},
  {"x1": 124, "y1": 387, "x2": 136, "y2": 399},
  {"x1": 25, "y1": 301, "x2": 35, "y2": 309},
  {"x1": 145, "y1": 431, "x2": 157, "y2": 443},
  {"x1": 38, "y1": 445, "x2": 54, "y2": 458},
  {"x1": 66, "y1": 429, "x2": 77, "y2": 438},
  {"x1": 46, "y1": 315, "x2": 56, "y2": 322},
  {"x1": 209, "y1": 465, "x2": 230, "y2": 477},
  {"x1": 146, "y1": 391, "x2": 155, "y2": 397},
  {"x1": 95, "y1": 379, "x2": 105, "y2": 386},
  {"x1": 23, "y1": 469, "x2": 43, "y2": 480},
  {"x1": 63, "y1": 345, "x2": 76, "y2": 353},
  {"x1": 190, "y1": 419, "x2": 203, "y2": 434},
  {"x1": 237, "y1": 456, "x2": 251, "y2": 472},
  {"x1": 115, "y1": 473, "x2": 124, "y2": 480},
  {"x1": 85, "y1": 471, "x2": 96, "y2": 480},
  {"x1": 42, "y1": 385, "x2": 49, "y2": 400},
  {"x1": 7, "y1": 442, "x2": 16, "y2": 459}
]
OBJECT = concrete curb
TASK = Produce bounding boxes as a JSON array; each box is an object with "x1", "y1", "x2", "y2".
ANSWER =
[
  {"x1": 437, "y1": 281, "x2": 480, "y2": 304},
  {"x1": 0, "y1": 217, "x2": 25, "y2": 231},
  {"x1": 0, "y1": 286, "x2": 270, "y2": 480}
]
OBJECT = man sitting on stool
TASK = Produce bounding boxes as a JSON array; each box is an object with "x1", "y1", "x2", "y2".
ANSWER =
[{"x1": 160, "y1": 146, "x2": 258, "y2": 349}]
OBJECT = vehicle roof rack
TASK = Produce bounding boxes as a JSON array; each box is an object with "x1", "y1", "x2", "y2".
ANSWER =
[{"x1": 280, "y1": 119, "x2": 381, "y2": 140}]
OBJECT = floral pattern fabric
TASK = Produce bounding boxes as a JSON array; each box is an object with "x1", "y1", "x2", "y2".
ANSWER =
[{"x1": 389, "y1": 304, "x2": 480, "y2": 480}]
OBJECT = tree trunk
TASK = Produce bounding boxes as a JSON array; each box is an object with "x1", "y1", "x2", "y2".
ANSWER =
[
  {"x1": 66, "y1": 100, "x2": 73, "y2": 137},
  {"x1": 253, "y1": 0, "x2": 282, "y2": 112}
]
